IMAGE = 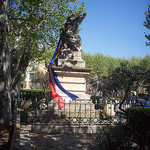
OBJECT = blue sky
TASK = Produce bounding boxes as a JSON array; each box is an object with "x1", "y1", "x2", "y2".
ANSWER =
[{"x1": 79, "y1": 0, "x2": 150, "y2": 58}]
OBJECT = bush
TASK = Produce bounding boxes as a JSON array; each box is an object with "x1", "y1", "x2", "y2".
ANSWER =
[
  {"x1": 127, "y1": 107, "x2": 150, "y2": 135},
  {"x1": 20, "y1": 89, "x2": 51, "y2": 109},
  {"x1": 20, "y1": 89, "x2": 51, "y2": 101},
  {"x1": 95, "y1": 125, "x2": 136, "y2": 150}
]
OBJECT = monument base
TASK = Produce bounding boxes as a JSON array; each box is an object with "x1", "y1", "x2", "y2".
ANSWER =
[
  {"x1": 50, "y1": 50, "x2": 98, "y2": 123},
  {"x1": 52, "y1": 66, "x2": 91, "y2": 100}
]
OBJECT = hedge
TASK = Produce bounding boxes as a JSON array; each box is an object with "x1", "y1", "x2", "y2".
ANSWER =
[
  {"x1": 127, "y1": 107, "x2": 150, "y2": 135},
  {"x1": 20, "y1": 89, "x2": 50, "y2": 93},
  {"x1": 20, "y1": 89, "x2": 51, "y2": 102}
]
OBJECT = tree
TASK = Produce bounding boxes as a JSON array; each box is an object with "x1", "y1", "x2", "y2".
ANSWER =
[
  {"x1": 82, "y1": 50, "x2": 150, "y2": 97},
  {"x1": 0, "y1": 0, "x2": 86, "y2": 128},
  {"x1": 82, "y1": 52, "x2": 124, "y2": 95},
  {"x1": 8, "y1": 0, "x2": 86, "y2": 94},
  {"x1": 0, "y1": 0, "x2": 12, "y2": 128},
  {"x1": 144, "y1": 4, "x2": 150, "y2": 46},
  {"x1": 38, "y1": 47, "x2": 55, "y2": 67},
  {"x1": 140, "y1": 55, "x2": 150, "y2": 94},
  {"x1": 103, "y1": 61, "x2": 150, "y2": 149}
]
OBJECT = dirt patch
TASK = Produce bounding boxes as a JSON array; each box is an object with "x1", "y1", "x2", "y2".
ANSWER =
[{"x1": 30, "y1": 133, "x2": 99, "y2": 150}]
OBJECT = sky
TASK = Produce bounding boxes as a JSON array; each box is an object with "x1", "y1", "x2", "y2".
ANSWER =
[{"x1": 79, "y1": 0, "x2": 150, "y2": 58}]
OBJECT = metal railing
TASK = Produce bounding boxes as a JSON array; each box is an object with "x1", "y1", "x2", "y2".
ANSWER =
[{"x1": 19, "y1": 91, "x2": 135, "y2": 125}]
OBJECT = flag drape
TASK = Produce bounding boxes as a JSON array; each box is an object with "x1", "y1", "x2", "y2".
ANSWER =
[{"x1": 48, "y1": 39, "x2": 78, "y2": 108}]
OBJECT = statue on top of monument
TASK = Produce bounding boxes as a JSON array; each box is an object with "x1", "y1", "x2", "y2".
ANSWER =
[{"x1": 60, "y1": 13, "x2": 87, "y2": 51}]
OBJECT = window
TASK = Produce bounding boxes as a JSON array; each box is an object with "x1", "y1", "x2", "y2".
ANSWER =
[{"x1": 29, "y1": 73, "x2": 36, "y2": 80}]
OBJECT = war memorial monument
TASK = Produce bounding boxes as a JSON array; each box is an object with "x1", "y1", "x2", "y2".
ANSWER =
[
  {"x1": 48, "y1": 13, "x2": 101, "y2": 123},
  {"x1": 29, "y1": 13, "x2": 115, "y2": 134}
]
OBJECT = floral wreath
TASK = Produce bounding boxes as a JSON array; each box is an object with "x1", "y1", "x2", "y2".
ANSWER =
[{"x1": 40, "y1": 102, "x2": 47, "y2": 109}]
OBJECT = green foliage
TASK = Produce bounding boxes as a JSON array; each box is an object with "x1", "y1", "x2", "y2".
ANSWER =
[
  {"x1": 129, "y1": 56, "x2": 143, "y2": 67},
  {"x1": 8, "y1": 0, "x2": 86, "y2": 54},
  {"x1": 21, "y1": 89, "x2": 50, "y2": 93},
  {"x1": 140, "y1": 55, "x2": 150, "y2": 71},
  {"x1": 105, "y1": 56, "x2": 122, "y2": 76},
  {"x1": 82, "y1": 50, "x2": 150, "y2": 97},
  {"x1": 38, "y1": 48, "x2": 55, "y2": 65},
  {"x1": 20, "y1": 89, "x2": 50, "y2": 103},
  {"x1": 144, "y1": 4, "x2": 150, "y2": 46},
  {"x1": 139, "y1": 55, "x2": 150, "y2": 93},
  {"x1": 92, "y1": 54, "x2": 107, "y2": 79},
  {"x1": 109, "y1": 61, "x2": 142, "y2": 92},
  {"x1": 73, "y1": 1, "x2": 87, "y2": 16},
  {"x1": 82, "y1": 51, "x2": 126, "y2": 80},
  {"x1": 127, "y1": 107, "x2": 150, "y2": 135},
  {"x1": 95, "y1": 126, "x2": 136, "y2": 150},
  {"x1": 8, "y1": 0, "x2": 86, "y2": 90}
]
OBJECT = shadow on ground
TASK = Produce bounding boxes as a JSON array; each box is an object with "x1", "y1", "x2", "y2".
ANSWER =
[{"x1": 30, "y1": 133, "x2": 99, "y2": 150}]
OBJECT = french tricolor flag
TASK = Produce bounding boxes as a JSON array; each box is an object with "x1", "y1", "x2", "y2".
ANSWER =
[{"x1": 48, "y1": 38, "x2": 78, "y2": 108}]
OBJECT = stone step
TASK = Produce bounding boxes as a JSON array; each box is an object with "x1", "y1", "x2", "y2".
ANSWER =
[
  {"x1": 48, "y1": 102, "x2": 96, "y2": 111},
  {"x1": 48, "y1": 108, "x2": 97, "y2": 113},
  {"x1": 32, "y1": 124, "x2": 102, "y2": 134},
  {"x1": 28, "y1": 110, "x2": 100, "y2": 118}
]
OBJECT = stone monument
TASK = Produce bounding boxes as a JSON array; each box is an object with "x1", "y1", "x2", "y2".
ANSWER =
[
  {"x1": 53, "y1": 13, "x2": 91, "y2": 101},
  {"x1": 49, "y1": 13, "x2": 100, "y2": 121},
  {"x1": 27, "y1": 15, "x2": 100, "y2": 133}
]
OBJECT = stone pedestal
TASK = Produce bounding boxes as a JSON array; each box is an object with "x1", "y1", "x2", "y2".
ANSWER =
[
  {"x1": 52, "y1": 66, "x2": 91, "y2": 100},
  {"x1": 54, "y1": 50, "x2": 91, "y2": 100},
  {"x1": 51, "y1": 50, "x2": 100, "y2": 122}
]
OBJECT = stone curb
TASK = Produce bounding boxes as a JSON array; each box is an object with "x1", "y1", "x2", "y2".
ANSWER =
[{"x1": 31, "y1": 124, "x2": 102, "y2": 134}]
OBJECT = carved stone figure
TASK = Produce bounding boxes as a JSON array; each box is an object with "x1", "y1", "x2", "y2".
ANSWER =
[{"x1": 60, "y1": 13, "x2": 87, "y2": 51}]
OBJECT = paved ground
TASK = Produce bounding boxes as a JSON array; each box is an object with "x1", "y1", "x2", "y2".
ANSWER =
[{"x1": 30, "y1": 133, "x2": 100, "y2": 150}]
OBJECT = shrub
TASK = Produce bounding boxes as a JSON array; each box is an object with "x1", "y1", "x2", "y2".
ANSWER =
[
  {"x1": 95, "y1": 125, "x2": 136, "y2": 150},
  {"x1": 127, "y1": 107, "x2": 150, "y2": 136},
  {"x1": 20, "y1": 89, "x2": 51, "y2": 101},
  {"x1": 20, "y1": 89, "x2": 51, "y2": 109}
]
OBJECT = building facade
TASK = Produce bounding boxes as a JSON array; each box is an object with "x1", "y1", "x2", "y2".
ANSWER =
[{"x1": 22, "y1": 62, "x2": 47, "y2": 89}]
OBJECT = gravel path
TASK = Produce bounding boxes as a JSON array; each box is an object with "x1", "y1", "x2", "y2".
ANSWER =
[{"x1": 30, "y1": 133, "x2": 99, "y2": 150}]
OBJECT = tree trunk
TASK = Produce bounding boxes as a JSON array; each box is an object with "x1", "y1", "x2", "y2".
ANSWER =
[{"x1": 0, "y1": 0, "x2": 12, "y2": 128}]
